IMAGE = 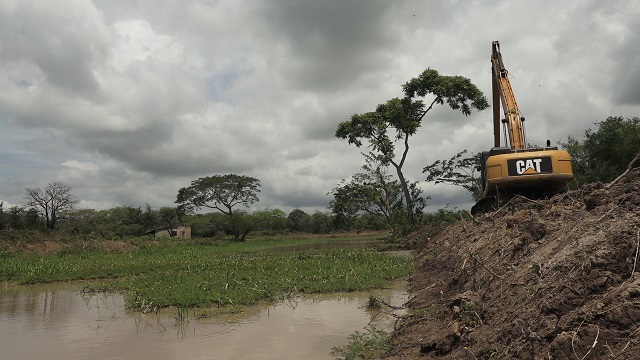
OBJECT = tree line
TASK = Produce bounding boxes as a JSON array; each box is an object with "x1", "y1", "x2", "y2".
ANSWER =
[{"x1": 0, "y1": 196, "x2": 390, "y2": 239}]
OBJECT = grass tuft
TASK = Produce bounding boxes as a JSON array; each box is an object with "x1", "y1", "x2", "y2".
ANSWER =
[{"x1": 330, "y1": 325, "x2": 392, "y2": 359}]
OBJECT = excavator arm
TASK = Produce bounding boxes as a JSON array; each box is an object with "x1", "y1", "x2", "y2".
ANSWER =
[{"x1": 491, "y1": 41, "x2": 526, "y2": 150}]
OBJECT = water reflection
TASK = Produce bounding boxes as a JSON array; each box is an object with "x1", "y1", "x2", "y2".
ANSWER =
[{"x1": 0, "y1": 283, "x2": 406, "y2": 360}]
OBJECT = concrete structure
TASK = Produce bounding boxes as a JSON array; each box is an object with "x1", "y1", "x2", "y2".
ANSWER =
[{"x1": 148, "y1": 226, "x2": 191, "y2": 239}]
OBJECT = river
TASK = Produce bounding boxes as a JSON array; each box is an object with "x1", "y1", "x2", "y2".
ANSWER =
[{"x1": 0, "y1": 282, "x2": 407, "y2": 359}]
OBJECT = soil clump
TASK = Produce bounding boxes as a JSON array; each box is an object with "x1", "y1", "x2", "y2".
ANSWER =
[{"x1": 387, "y1": 169, "x2": 640, "y2": 359}]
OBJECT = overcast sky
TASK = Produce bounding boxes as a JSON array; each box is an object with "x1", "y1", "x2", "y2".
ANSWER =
[{"x1": 1, "y1": 0, "x2": 639, "y2": 215}]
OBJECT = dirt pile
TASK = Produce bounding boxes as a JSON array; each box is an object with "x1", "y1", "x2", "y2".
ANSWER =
[{"x1": 388, "y1": 169, "x2": 640, "y2": 359}]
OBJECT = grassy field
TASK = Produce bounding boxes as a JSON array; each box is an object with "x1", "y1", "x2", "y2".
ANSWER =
[{"x1": 0, "y1": 232, "x2": 411, "y2": 311}]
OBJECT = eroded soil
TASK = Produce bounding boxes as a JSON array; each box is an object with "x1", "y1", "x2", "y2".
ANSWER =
[{"x1": 388, "y1": 169, "x2": 640, "y2": 359}]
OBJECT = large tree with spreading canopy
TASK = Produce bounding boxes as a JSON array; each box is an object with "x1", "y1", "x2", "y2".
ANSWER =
[
  {"x1": 335, "y1": 68, "x2": 488, "y2": 227},
  {"x1": 176, "y1": 174, "x2": 260, "y2": 241}
]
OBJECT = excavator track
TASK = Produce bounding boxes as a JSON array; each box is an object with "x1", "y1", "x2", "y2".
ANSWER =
[
  {"x1": 471, "y1": 194, "x2": 516, "y2": 215},
  {"x1": 471, "y1": 190, "x2": 564, "y2": 216}
]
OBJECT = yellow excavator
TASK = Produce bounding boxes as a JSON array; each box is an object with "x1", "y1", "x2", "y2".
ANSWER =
[{"x1": 471, "y1": 41, "x2": 574, "y2": 214}]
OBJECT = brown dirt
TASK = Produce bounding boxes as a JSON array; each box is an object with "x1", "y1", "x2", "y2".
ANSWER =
[{"x1": 387, "y1": 169, "x2": 640, "y2": 359}]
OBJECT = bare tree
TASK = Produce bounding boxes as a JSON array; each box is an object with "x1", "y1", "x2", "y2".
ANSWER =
[{"x1": 25, "y1": 182, "x2": 78, "y2": 230}]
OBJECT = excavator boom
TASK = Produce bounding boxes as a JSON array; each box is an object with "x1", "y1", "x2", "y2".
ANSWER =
[{"x1": 491, "y1": 41, "x2": 526, "y2": 150}]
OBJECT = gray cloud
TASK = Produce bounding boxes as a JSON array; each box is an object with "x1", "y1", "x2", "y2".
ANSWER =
[
  {"x1": 0, "y1": 0, "x2": 639, "y2": 214},
  {"x1": 259, "y1": 1, "x2": 402, "y2": 92}
]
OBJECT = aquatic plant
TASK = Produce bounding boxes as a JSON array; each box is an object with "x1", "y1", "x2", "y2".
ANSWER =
[
  {"x1": 330, "y1": 325, "x2": 392, "y2": 359},
  {"x1": 0, "y1": 237, "x2": 411, "y2": 310}
]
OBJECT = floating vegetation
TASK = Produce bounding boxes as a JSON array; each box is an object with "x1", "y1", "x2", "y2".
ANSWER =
[{"x1": 0, "y1": 238, "x2": 411, "y2": 311}]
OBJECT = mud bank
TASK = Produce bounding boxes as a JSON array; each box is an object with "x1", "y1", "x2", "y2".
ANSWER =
[{"x1": 388, "y1": 169, "x2": 640, "y2": 359}]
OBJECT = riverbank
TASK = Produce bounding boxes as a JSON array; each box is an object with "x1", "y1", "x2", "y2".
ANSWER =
[{"x1": 386, "y1": 169, "x2": 640, "y2": 359}]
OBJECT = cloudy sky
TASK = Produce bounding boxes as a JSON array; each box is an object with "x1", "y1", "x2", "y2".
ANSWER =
[{"x1": 1, "y1": 0, "x2": 639, "y2": 215}]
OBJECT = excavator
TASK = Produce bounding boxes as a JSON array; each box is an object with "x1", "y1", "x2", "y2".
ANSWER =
[{"x1": 471, "y1": 41, "x2": 574, "y2": 214}]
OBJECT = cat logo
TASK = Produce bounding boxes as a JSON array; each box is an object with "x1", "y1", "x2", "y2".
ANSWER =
[
  {"x1": 516, "y1": 159, "x2": 542, "y2": 175},
  {"x1": 507, "y1": 157, "x2": 552, "y2": 176}
]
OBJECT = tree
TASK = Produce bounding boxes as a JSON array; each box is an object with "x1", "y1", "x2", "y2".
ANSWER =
[
  {"x1": 288, "y1": 209, "x2": 310, "y2": 232},
  {"x1": 141, "y1": 204, "x2": 160, "y2": 233},
  {"x1": 253, "y1": 209, "x2": 288, "y2": 233},
  {"x1": 559, "y1": 135, "x2": 590, "y2": 187},
  {"x1": 176, "y1": 174, "x2": 261, "y2": 241},
  {"x1": 307, "y1": 211, "x2": 334, "y2": 234},
  {"x1": 561, "y1": 116, "x2": 640, "y2": 187},
  {"x1": 24, "y1": 182, "x2": 78, "y2": 230},
  {"x1": 8, "y1": 206, "x2": 25, "y2": 230},
  {"x1": 336, "y1": 68, "x2": 488, "y2": 226},
  {"x1": 423, "y1": 150, "x2": 483, "y2": 201},
  {"x1": 0, "y1": 201, "x2": 4, "y2": 230},
  {"x1": 158, "y1": 207, "x2": 184, "y2": 237},
  {"x1": 108, "y1": 206, "x2": 145, "y2": 236},
  {"x1": 329, "y1": 155, "x2": 426, "y2": 238}
]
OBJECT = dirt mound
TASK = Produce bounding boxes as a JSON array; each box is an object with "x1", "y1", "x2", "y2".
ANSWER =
[{"x1": 387, "y1": 169, "x2": 640, "y2": 359}]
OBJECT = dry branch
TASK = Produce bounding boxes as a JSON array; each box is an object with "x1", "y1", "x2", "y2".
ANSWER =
[
  {"x1": 606, "y1": 153, "x2": 640, "y2": 189},
  {"x1": 463, "y1": 209, "x2": 480, "y2": 224},
  {"x1": 474, "y1": 255, "x2": 504, "y2": 280},
  {"x1": 632, "y1": 229, "x2": 640, "y2": 279}
]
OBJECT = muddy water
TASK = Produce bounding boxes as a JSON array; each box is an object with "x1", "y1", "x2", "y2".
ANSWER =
[{"x1": 0, "y1": 282, "x2": 407, "y2": 359}]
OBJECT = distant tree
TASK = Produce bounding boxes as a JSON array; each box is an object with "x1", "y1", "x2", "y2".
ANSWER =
[
  {"x1": 253, "y1": 209, "x2": 288, "y2": 233},
  {"x1": 157, "y1": 207, "x2": 184, "y2": 237},
  {"x1": 423, "y1": 150, "x2": 483, "y2": 201},
  {"x1": 183, "y1": 212, "x2": 228, "y2": 238},
  {"x1": 61, "y1": 206, "x2": 152, "y2": 237},
  {"x1": 64, "y1": 208, "x2": 99, "y2": 235},
  {"x1": 141, "y1": 204, "x2": 159, "y2": 232},
  {"x1": 287, "y1": 209, "x2": 309, "y2": 232},
  {"x1": 176, "y1": 174, "x2": 261, "y2": 241},
  {"x1": 355, "y1": 213, "x2": 387, "y2": 231},
  {"x1": 109, "y1": 206, "x2": 145, "y2": 236},
  {"x1": 307, "y1": 211, "x2": 334, "y2": 234},
  {"x1": 8, "y1": 206, "x2": 25, "y2": 230},
  {"x1": 0, "y1": 201, "x2": 4, "y2": 230},
  {"x1": 329, "y1": 156, "x2": 425, "y2": 238},
  {"x1": 24, "y1": 182, "x2": 78, "y2": 230},
  {"x1": 561, "y1": 116, "x2": 640, "y2": 187},
  {"x1": 421, "y1": 208, "x2": 465, "y2": 238},
  {"x1": 228, "y1": 210, "x2": 255, "y2": 242},
  {"x1": 24, "y1": 207, "x2": 42, "y2": 229},
  {"x1": 209, "y1": 212, "x2": 232, "y2": 237},
  {"x1": 336, "y1": 68, "x2": 488, "y2": 227}
]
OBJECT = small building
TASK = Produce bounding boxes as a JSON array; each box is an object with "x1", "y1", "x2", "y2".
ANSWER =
[{"x1": 147, "y1": 226, "x2": 191, "y2": 239}]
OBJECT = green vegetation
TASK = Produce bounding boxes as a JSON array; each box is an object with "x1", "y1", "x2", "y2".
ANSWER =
[
  {"x1": 561, "y1": 116, "x2": 640, "y2": 187},
  {"x1": 330, "y1": 155, "x2": 427, "y2": 240},
  {"x1": 0, "y1": 234, "x2": 410, "y2": 311},
  {"x1": 423, "y1": 149, "x2": 483, "y2": 201},
  {"x1": 330, "y1": 325, "x2": 393, "y2": 360}
]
